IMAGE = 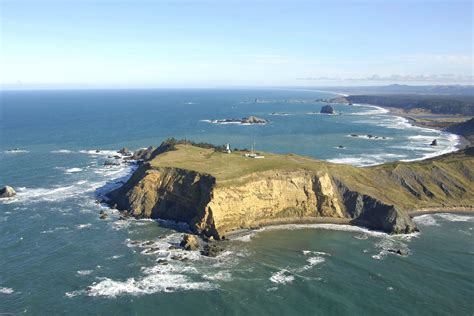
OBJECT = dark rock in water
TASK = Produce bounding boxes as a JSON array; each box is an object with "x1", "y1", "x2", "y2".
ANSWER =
[
  {"x1": 168, "y1": 245, "x2": 179, "y2": 250},
  {"x1": 118, "y1": 147, "x2": 130, "y2": 155},
  {"x1": 118, "y1": 212, "x2": 131, "y2": 220},
  {"x1": 180, "y1": 234, "x2": 199, "y2": 251},
  {"x1": 171, "y1": 255, "x2": 189, "y2": 262},
  {"x1": 99, "y1": 212, "x2": 108, "y2": 220},
  {"x1": 320, "y1": 105, "x2": 335, "y2": 114},
  {"x1": 430, "y1": 139, "x2": 438, "y2": 146},
  {"x1": 157, "y1": 259, "x2": 168, "y2": 265},
  {"x1": 350, "y1": 134, "x2": 358, "y2": 137},
  {"x1": 388, "y1": 249, "x2": 409, "y2": 256},
  {"x1": 0, "y1": 186, "x2": 16, "y2": 198},
  {"x1": 113, "y1": 155, "x2": 121, "y2": 159},
  {"x1": 104, "y1": 160, "x2": 120, "y2": 166},
  {"x1": 337, "y1": 145, "x2": 345, "y2": 149},
  {"x1": 95, "y1": 150, "x2": 101, "y2": 153},
  {"x1": 201, "y1": 242, "x2": 224, "y2": 257}
]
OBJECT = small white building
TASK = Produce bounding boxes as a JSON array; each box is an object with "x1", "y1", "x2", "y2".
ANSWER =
[{"x1": 225, "y1": 143, "x2": 231, "y2": 154}]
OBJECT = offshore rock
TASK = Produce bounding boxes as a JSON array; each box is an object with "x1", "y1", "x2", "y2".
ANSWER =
[
  {"x1": 118, "y1": 147, "x2": 130, "y2": 155},
  {"x1": 180, "y1": 234, "x2": 199, "y2": 251},
  {"x1": 201, "y1": 242, "x2": 224, "y2": 257},
  {"x1": 241, "y1": 116, "x2": 267, "y2": 124},
  {"x1": 320, "y1": 105, "x2": 335, "y2": 114},
  {"x1": 0, "y1": 186, "x2": 16, "y2": 198}
]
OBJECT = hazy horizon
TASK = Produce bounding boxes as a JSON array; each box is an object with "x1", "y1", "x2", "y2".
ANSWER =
[{"x1": 1, "y1": 0, "x2": 473, "y2": 88}]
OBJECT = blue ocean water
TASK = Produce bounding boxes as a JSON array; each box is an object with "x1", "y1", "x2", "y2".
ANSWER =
[{"x1": 0, "y1": 89, "x2": 472, "y2": 315}]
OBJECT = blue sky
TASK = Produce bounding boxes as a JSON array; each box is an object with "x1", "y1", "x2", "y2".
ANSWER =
[{"x1": 0, "y1": 0, "x2": 472, "y2": 87}]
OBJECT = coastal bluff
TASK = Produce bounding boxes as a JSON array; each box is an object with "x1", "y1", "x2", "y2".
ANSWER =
[{"x1": 107, "y1": 141, "x2": 474, "y2": 239}]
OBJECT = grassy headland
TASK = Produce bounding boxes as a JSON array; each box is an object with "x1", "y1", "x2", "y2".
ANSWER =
[{"x1": 108, "y1": 140, "x2": 474, "y2": 238}]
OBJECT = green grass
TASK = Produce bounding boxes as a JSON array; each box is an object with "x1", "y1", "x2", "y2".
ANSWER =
[
  {"x1": 149, "y1": 144, "x2": 329, "y2": 184},
  {"x1": 148, "y1": 144, "x2": 474, "y2": 210}
]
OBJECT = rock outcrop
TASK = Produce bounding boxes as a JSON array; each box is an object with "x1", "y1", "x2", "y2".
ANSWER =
[
  {"x1": 210, "y1": 116, "x2": 268, "y2": 125},
  {"x1": 0, "y1": 186, "x2": 16, "y2": 198},
  {"x1": 118, "y1": 147, "x2": 130, "y2": 156},
  {"x1": 180, "y1": 234, "x2": 199, "y2": 251},
  {"x1": 132, "y1": 146, "x2": 157, "y2": 161},
  {"x1": 320, "y1": 105, "x2": 335, "y2": 114},
  {"x1": 327, "y1": 97, "x2": 350, "y2": 104},
  {"x1": 241, "y1": 116, "x2": 267, "y2": 124},
  {"x1": 106, "y1": 142, "x2": 474, "y2": 239}
]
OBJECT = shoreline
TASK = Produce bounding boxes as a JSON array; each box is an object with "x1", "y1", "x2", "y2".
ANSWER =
[
  {"x1": 382, "y1": 106, "x2": 472, "y2": 147},
  {"x1": 226, "y1": 207, "x2": 474, "y2": 239},
  {"x1": 226, "y1": 217, "x2": 352, "y2": 239},
  {"x1": 350, "y1": 102, "x2": 469, "y2": 157},
  {"x1": 321, "y1": 89, "x2": 471, "y2": 148},
  {"x1": 409, "y1": 207, "x2": 474, "y2": 217},
  {"x1": 320, "y1": 90, "x2": 470, "y2": 160}
]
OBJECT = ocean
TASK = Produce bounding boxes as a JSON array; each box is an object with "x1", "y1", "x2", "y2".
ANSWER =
[{"x1": 0, "y1": 89, "x2": 472, "y2": 315}]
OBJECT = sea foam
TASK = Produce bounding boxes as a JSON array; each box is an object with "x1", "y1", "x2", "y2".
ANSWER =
[
  {"x1": 0, "y1": 287, "x2": 14, "y2": 295},
  {"x1": 270, "y1": 269, "x2": 295, "y2": 284},
  {"x1": 65, "y1": 168, "x2": 83, "y2": 173}
]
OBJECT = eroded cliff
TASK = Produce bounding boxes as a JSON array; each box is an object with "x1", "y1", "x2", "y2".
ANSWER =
[{"x1": 107, "y1": 142, "x2": 474, "y2": 239}]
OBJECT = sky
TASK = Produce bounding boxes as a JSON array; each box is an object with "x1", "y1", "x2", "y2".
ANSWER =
[{"x1": 0, "y1": 0, "x2": 472, "y2": 88}]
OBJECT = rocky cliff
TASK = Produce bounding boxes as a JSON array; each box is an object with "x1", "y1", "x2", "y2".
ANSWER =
[{"x1": 107, "y1": 142, "x2": 474, "y2": 239}]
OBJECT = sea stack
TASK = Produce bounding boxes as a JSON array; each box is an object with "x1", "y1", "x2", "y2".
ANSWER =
[
  {"x1": 0, "y1": 186, "x2": 16, "y2": 198},
  {"x1": 430, "y1": 139, "x2": 438, "y2": 146},
  {"x1": 180, "y1": 234, "x2": 199, "y2": 251},
  {"x1": 320, "y1": 105, "x2": 335, "y2": 114},
  {"x1": 118, "y1": 147, "x2": 130, "y2": 155}
]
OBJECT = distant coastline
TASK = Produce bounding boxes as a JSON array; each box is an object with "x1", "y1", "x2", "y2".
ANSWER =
[{"x1": 321, "y1": 90, "x2": 471, "y2": 151}]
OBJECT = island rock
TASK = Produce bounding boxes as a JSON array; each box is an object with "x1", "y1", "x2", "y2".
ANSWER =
[
  {"x1": 0, "y1": 186, "x2": 16, "y2": 198},
  {"x1": 320, "y1": 105, "x2": 335, "y2": 114},
  {"x1": 241, "y1": 116, "x2": 268, "y2": 124}
]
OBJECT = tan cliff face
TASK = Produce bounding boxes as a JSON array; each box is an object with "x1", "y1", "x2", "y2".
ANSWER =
[
  {"x1": 108, "y1": 164, "x2": 217, "y2": 236},
  {"x1": 107, "y1": 143, "x2": 474, "y2": 239},
  {"x1": 206, "y1": 171, "x2": 345, "y2": 236}
]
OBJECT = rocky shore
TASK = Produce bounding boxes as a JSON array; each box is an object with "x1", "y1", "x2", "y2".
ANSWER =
[{"x1": 325, "y1": 95, "x2": 473, "y2": 146}]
